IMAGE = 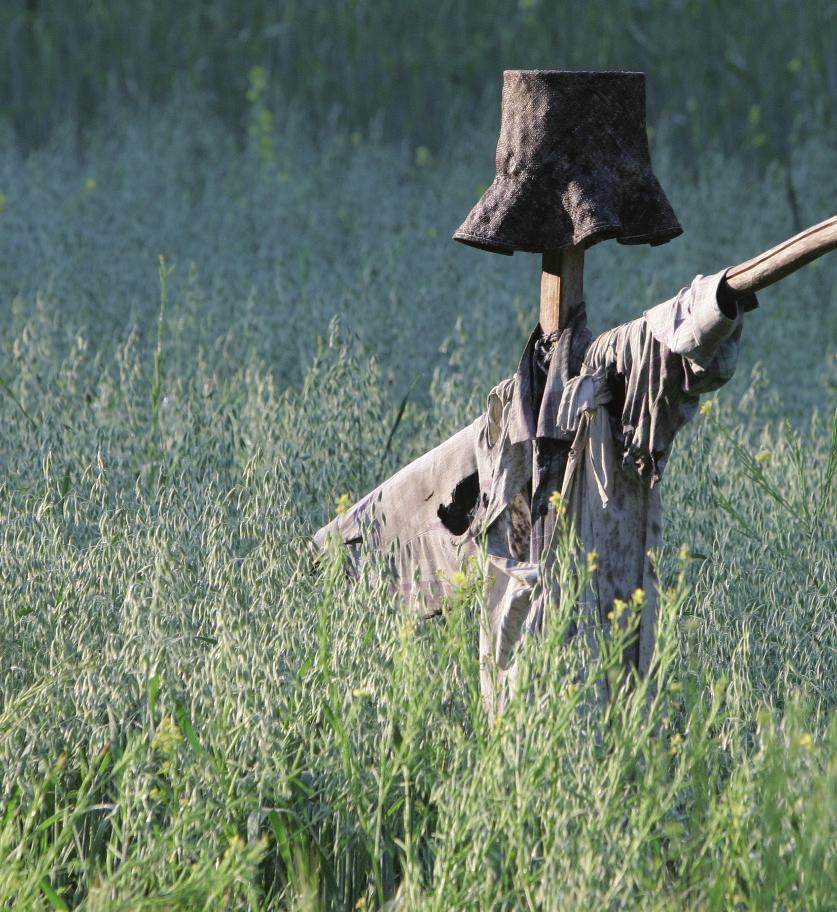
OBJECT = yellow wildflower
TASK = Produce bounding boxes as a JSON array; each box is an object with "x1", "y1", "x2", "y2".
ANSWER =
[
  {"x1": 631, "y1": 588, "x2": 646, "y2": 609},
  {"x1": 699, "y1": 400, "x2": 713, "y2": 417},
  {"x1": 549, "y1": 490, "x2": 568, "y2": 517},
  {"x1": 669, "y1": 732, "x2": 684, "y2": 756},
  {"x1": 152, "y1": 716, "x2": 184, "y2": 754},
  {"x1": 754, "y1": 449, "x2": 772, "y2": 465},
  {"x1": 335, "y1": 493, "x2": 352, "y2": 515},
  {"x1": 679, "y1": 543, "x2": 691, "y2": 562},
  {"x1": 608, "y1": 598, "x2": 627, "y2": 622},
  {"x1": 796, "y1": 733, "x2": 813, "y2": 749},
  {"x1": 224, "y1": 835, "x2": 245, "y2": 860},
  {"x1": 586, "y1": 550, "x2": 599, "y2": 573},
  {"x1": 450, "y1": 570, "x2": 468, "y2": 589}
]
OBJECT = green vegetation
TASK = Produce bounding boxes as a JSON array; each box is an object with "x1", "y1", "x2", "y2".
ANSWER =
[
  {"x1": 1, "y1": 0, "x2": 833, "y2": 160},
  {"x1": 1, "y1": 4, "x2": 835, "y2": 908}
]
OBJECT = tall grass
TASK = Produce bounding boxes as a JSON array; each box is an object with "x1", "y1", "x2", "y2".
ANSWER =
[{"x1": 0, "y1": 94, "x2": 835, "y2": 907}]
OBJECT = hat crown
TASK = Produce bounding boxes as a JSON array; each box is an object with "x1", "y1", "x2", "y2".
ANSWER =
[
  {"x1": 496, "y1": 71, "x2": 647, "y2": 175},
  {"x1": 454, "y1": 69, "x2": 681, "y2": 255}
]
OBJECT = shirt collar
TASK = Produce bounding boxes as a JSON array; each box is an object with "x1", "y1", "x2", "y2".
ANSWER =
[{"x1": 508, "y1": 328, "x2": 542, "y2": 445}]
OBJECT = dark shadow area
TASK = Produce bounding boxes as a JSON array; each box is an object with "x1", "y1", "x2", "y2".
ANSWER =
[{"x1": 437, "y1": 472, "x2": 479, "y2": 535}]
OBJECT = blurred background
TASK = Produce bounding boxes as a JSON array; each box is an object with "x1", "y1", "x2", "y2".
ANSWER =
[
  {"x1": 0, "y1": 0, "x2": 834, "y2": 414},
  {"x1": 2, "y1": 0, "x2": 834, "y2": 159}
]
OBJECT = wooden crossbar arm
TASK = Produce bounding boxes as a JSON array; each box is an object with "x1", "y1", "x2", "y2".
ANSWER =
[
  {"x1": 722, "y1": 215, "x2": 837, "y2": 297},
  {"x1": 540, "y1": 215, "x2": 836, "y2": 331}
]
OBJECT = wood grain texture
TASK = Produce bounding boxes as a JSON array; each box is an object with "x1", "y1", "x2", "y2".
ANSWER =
[
  {"x1": 723, "y1": 215, "x2": 837, "y2": 296},
  {"x1": 540, "y1": 245, "x2": 585, "y2": 333}
]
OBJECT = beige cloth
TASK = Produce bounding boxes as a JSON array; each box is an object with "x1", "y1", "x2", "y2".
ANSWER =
[{"x1": 315, "y1": 270, "x2": 752, "y2": 716}]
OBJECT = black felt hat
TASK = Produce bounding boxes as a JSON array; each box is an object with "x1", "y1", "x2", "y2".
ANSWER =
[{"x1": 453, "y1": 70, "x2": 682, "y2": 255}]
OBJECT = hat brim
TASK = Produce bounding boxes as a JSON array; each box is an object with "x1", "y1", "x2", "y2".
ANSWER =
[{"x1": 453, "y1": 172, "x2": 683, "y2": 255}]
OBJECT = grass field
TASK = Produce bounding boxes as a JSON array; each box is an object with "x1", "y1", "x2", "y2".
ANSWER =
[{"x1": 1, "y1": 65, "x2": 835, "y2": 912}]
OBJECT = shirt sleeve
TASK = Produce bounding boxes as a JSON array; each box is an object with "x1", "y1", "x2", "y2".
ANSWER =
[
  {"x1": 643, "y1": 269, "x2": 753, "y2": 389},
  {"x1": 582, "y1": 270, "x2": 755, "y2": 483}
]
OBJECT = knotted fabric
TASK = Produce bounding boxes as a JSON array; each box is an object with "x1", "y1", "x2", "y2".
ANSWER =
[{"x1": 534, "y1": 306, "x2": 593, "y2": 440}]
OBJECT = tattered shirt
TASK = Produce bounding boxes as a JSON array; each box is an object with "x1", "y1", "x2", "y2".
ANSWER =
[{"x1": 315, "y1": 270, "x2": 753, "y2": 716}]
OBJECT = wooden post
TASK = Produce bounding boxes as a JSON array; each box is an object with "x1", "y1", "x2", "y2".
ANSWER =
[{"x1": 540, "y1": 244, "x2": 585, "y2": 334}]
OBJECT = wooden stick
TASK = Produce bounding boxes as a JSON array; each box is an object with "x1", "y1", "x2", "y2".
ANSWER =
[
  {"x1": 722, "y1": 214, "x2": 837, "y2": 297},
  {"x1": 540, "y1": 245, "x2": 585, "y2": 334}
]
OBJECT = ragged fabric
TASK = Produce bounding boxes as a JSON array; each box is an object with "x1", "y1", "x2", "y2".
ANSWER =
[{"x1": 314, "y1": 270, "x2": 754, "y2": 717}]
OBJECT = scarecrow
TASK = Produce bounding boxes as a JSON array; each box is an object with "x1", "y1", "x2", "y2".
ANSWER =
[{"x1": 315, "y1": 71, "x2": 836, "y2": 717}]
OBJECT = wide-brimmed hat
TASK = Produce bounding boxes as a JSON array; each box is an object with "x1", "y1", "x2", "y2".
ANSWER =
[{"x1": 453, "y1": 70, "x2": 682, "y2": 255}]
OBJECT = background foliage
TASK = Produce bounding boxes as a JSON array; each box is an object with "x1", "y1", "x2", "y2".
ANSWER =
[
  {"x1": 2, "y1": 0, "x2": 835, "y2": 161},
  {"x1": 0, "y1": 2, "x2": 835, "y2": 909}
]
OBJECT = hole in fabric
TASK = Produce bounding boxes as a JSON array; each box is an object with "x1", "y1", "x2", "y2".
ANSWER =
[{"x1": 437, "y1": 473, "x2": 480, "y2": 535}]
